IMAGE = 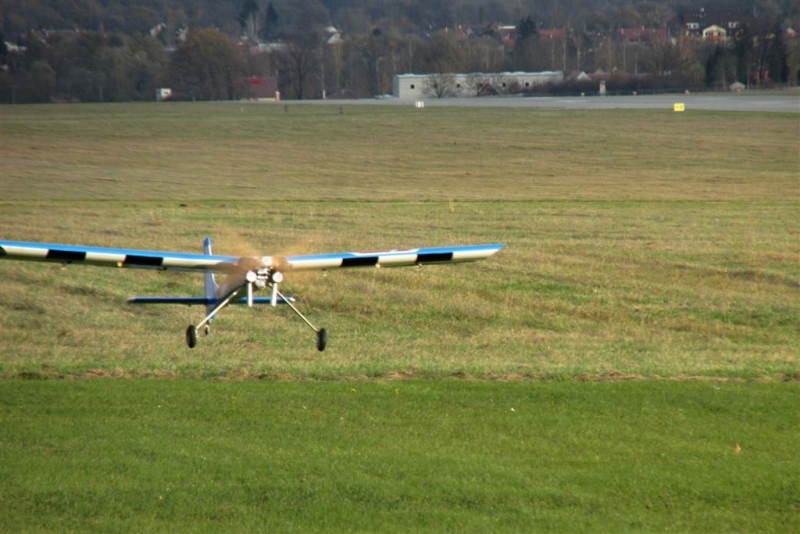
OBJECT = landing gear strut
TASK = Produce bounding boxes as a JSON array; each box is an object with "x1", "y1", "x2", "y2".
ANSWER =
[
  {"x1": 274, "y1": 285, "x2": 327, "y2": 352},
  {"x1": 184, "y1": 287, "x2": 243, "y2": 349},
  {"x1": 183, "y1": 274, "x2": 327, "y2": 351}
]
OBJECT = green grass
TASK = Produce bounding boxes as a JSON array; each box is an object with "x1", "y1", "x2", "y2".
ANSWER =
[
  {"x1": 2, "y1": 379, "x2": 798, "y2": 533},
  {"x1": 0, "y1": 102, "x2": 798, "y2": 531}
]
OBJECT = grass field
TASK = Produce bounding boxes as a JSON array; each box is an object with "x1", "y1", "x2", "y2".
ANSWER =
[
  {"x1": 1, "y1": 101, "x2": 798, "y2": 531},
  {"x1": 2, "y1": 379, "x2": 798, "y2": 533}
]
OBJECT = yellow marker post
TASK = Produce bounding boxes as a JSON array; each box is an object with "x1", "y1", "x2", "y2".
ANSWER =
[{"x1": 674, "y1": 103, "x2": 685, "y2": 112}]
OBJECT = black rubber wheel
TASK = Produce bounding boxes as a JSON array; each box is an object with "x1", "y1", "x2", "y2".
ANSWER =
[
  {"x1": 186, "y1": 325, "x2": 198, "y2": 348},
  {"x1": 316, "y1": 328, "x2": 327, "y2": 352}
]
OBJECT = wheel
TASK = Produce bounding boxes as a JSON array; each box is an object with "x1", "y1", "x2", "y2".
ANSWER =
[
  {"x1": 203, "y1": 325, "x2": 210, "y2": 336},
  {"x1": 316, "y1": 328, "x2": 327, "y2": 352},
  {"x1": 186, "y1": 325, "x2": 198, "y2": 348}
]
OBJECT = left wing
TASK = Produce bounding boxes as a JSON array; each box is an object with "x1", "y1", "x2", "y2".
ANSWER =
[{"x1": 0, "y1": 240, "x2": 242, "y2": 273}]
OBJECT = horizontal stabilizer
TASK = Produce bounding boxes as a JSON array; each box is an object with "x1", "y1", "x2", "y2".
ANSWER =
[{"x1": 128, "y1": 296, "x2": 294, "y2": 305}]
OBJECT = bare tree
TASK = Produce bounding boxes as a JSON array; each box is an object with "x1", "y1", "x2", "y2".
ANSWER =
[
  {"x1": 168, "y1": 29, "x2": 247, "y2": 100},
  {"x1": 278, "y1": 29, "x2": 324, "y2": 100},
  {"x1": 642, "y1": 35, "x2": 681, "y2": 75},
  {"x1": 466, "y1": 35, "x2": 504, "y2": 73},
  {"x1": 463, "y1": 73, "x2": 492, "y2": 96},
  {"x1": 424, "y1": 72, "x2": 457, "y2": 98}
]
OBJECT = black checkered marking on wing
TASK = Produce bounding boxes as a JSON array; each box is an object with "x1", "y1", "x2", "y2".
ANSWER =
[
  {"x1": 124, "y1": 254, "x2": 164, "y2": 267},
  {"x1": 416, "y1": 252, "x2": 454, "y2": 264},
  {"x1": 47, "y1": 249, "x2": 87, "y2": 262},
  {"x1": 341, "y1": 256, "x2": 379, "y2": 268}
]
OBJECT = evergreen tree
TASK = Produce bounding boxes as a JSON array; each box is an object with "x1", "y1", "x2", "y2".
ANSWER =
[
  {"x1": 262, "y1": 2, "x2": 280, "y2": 40},
  {"x1": 239, "y1": 0, "x2": 260, "y2": 39},
  {"x1": 767, "y1": 25, "x2": 789, "y2": 83},
  {"x1": 517, "y1": 15, "x2": 537, "y2": 41},
  {"x1": 733, "y1": 24, "x2": 753, "y2": 85}
]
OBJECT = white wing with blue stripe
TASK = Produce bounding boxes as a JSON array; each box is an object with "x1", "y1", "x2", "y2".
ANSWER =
[
  {"x1": 0, "y1": 241, "x2": 504, "y2": 273},
  {"x1": 283, "y1": 244, "x2": 505, "y2": 271},
  {"x1": 0, "y1": 240, "x2": 241, "y2": 273}
]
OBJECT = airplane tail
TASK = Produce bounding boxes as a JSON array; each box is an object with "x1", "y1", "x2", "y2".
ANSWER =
[{"x1": 203, "y1": 237, "x2": 218, "y2": 317}]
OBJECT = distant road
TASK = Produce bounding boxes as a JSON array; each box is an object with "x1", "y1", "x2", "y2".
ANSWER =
[{"x1": 298, "y1": 93, "x2": 800, "y2": 113}]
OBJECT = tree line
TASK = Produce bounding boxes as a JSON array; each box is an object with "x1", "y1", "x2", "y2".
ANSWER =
[{"x1": 1, "y1": 0, "x2": 797, "y2": 103}]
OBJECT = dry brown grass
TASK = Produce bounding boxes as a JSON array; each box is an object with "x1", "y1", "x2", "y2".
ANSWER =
[
  {"x1": 1, "y1": 103, "x2": 798, "y2": 379},
  {"x1": 2, "y1": 103, "x2": 797, "y2": 202}
]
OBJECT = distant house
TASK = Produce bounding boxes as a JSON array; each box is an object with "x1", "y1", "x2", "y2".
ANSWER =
[
  {"x1": 571, "y1": 71, "x2": 592, "y2": 82},
  {"x1": 677, "y1": 9, "x2": 749, "y2": 40},
  {"x1": 702, "y1": 24, "x2": 727, "y2": 42},
  {"x1": 538, "y1": 29, "x2": 564, "y2": 43},
  {"x1": 156, "y1": 88, "x2": 172, "y2": 101},
  {"x1": 325, "y1": 26, "x2": 342, "y2": 45},
  {"x1": 248, "y1": 77, "x2": 278, "y2": 100},
  {"x1": 496, "y1": 25, "x2": 518, "y2": 49}
]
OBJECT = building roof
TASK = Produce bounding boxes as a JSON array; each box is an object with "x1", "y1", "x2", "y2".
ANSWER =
[
  {"x1": 248, "y1": 77, "x2": 277, "y2": 99},
  {"x1": 679, "y1": 9, "x2": 750, "y2": 31},
  {"x1": 395, "y1": 71, "x2": 562, "y2": 80}
]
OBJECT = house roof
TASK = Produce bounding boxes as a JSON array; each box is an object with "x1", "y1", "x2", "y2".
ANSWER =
[
  {"x1": 679, "y1": 9, "x2": 750, "y2": 30},
  {"x1": 248, "y1": 77, "x2": 277, "y2": 99},
  {"x1": 618, "y1": 28, "x2": 667, "y2": 42},
  {"x1": 394, "y1": 71, "x2": 562, "y2": 80}
]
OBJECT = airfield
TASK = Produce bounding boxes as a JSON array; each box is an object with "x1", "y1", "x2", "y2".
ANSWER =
[
  {"x1": 312, "y1": 91, "x2": 800, "y2": 113},
  {"x1": 1, "y1": 97, "x2": 798, "y2": 532}
]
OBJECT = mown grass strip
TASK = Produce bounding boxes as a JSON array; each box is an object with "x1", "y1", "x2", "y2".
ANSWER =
[{"x1": 1, "y1": 379, "x2": 798, "y2": 533}]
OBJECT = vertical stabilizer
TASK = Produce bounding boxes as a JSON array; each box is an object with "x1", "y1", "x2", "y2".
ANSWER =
[{"x1": 203, "y1": 237, "x2": 218, "y2": 317}]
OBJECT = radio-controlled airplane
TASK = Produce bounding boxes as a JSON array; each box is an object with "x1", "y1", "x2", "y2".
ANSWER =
[{"x1": 0, "y1": 238, "x2": 504, "y2": 350}]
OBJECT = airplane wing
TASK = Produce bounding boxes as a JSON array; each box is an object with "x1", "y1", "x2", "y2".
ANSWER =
[
  {"x1": 0, "y1": 240, "x2": 242, "y2": 273},
  {"x1": 282, "y1": 244, "x2": 505, "y2": 271},
  {"x1": 0, "y1": 241, "x2": 504, "y2": 273}
]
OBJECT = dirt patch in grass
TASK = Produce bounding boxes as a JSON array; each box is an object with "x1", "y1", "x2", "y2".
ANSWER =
[{"x1": 3, "y1": 368, "x2": 794, "y2": 383}]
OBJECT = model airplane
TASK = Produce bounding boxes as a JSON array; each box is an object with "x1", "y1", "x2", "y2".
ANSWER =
[{"x1": 0, "y1": 238, "x2": 504, "y2": 350}]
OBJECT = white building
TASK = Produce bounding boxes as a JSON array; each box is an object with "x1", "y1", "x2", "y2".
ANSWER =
[
  {"x1": 156, "y1": 88, "x2": 172, "y2": 101},
  {"x1": 393, "y1": 71, "x2": 563, "y2": 99}
]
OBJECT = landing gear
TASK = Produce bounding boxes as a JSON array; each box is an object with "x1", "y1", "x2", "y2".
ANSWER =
[
  {"x1": 183, "y1": 272, "x2": 327, "y2": 351},
  {"x1": 185, "y1": 287, "x2": 242, "y2": 349},
  {"x1": 186, "y1": 325, "x2": 198, "y2": 348},
  {"x1": 274, "y1": 284, "x2": 327, "y2": 352}
]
